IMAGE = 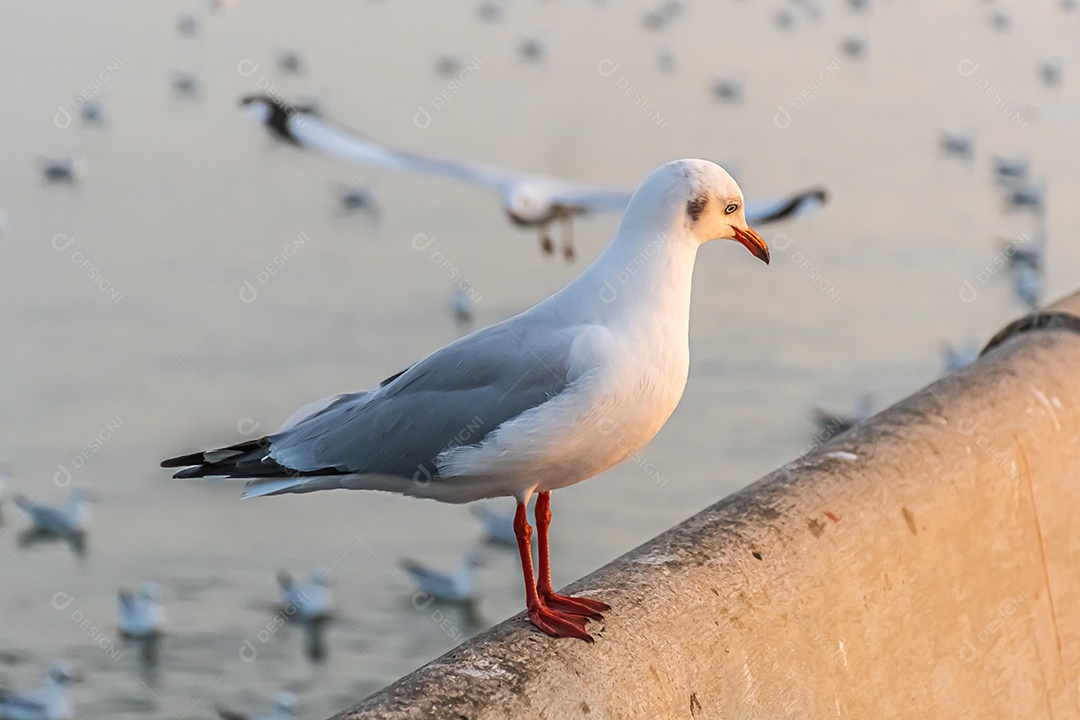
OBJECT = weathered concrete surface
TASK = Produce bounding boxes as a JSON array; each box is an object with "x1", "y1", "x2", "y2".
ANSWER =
[{"x1": 337, "y1": 292, "x2": 1080, "y2": 720}]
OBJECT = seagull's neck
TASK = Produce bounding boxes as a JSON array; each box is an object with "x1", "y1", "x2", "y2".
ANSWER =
[{"x1": 568, "y1": 214, "x2": 699, "y2": 328}]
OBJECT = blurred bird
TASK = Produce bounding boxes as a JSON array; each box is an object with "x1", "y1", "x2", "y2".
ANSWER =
[
  {"x1": 172, "y1": 71, "x2": 200, "y2": 97},
  {"x1": 518, "y1": 36, "x2": 546, "y2": 62},
  {"x1": 475, "y1": 0, "x2": 504, "y2": 22},
  {"x1": 773, "y1": 7, "x2": 797, "y2": 29},
  {"x1": 241, "y1": 95, "x2": 830, "y2": 261},
  {"x1": 277, "y1": 567, "x2": 332, "y2": 622},
  {"x1": 811, "y1": 395, "x2": 874, "y2": 441},
  {"x1": 989, "y1": 10, "x2": 1012, "y2": 32},
  {"x1": 401, "y1": 550, "x2": 485, "y2": 604},
  {"x1": 1004, "y1": 226, "x2": 1045, "y2": 273},
  {"x1": 334, "y1": 184, "x2": 379, "y2": 216},
  {"x1": 840, "y1": 35, "x2": 867, "y2": 58},
  {"x1": 656, "y1": 46, "x2": 677, "y2": 73},
  {"x1": 14, "y1": 488, "x2": 94, "y2": 557},
  {"x1": 1003, "y1": 180, "x2": 1044, "y2": 213},
  {"x1": 434, "y1": 54, "x2": 463, "y2": 78},
  {"x1": 79, "y1": 100, "x2": 105, "y2": 127},
  {"x1": 470, "y1": 501, "x2": 537, "y2": 546},
  {"x1": 1039, "y1": 57, "x2": 1063, "y2": 86},
  {"x1": 117, "y1": 583, "x2": 165, "y2": 667},
  {"x1": 277, "y1": 51, "x2": 304, "y2": 75},
  {"x1": 711, "y1": 77, "x2": 744, "y2": 102},
  {"x1": 39, "y1": 157, "x2": 80, "y2": 184},
  {"x1": 176, "y1": 13, "x2": 199, "y2": 35},
  {"x1": 642, "y1": 0, "x2": 684, "y2": 30},
  {"x1": 941, "y1": 341, "x2": 979, "y2": 373},
  {"x1": 450, "y1": 286, "x2": 475, "y2": 330},
  {"x1": 0, "y1": 663, "x2": 81, "y2": 720},
  {"x1": 847, "y1": 0, "x2": 870, "y2": 11},
  {"x1": 992, "y1": 155, "x2": 1029, "y2": 185},
  {"x1": 216, "y1": 692, "x2": 296, "y2": 720},
  {"x1": 1011, "y1": 263, "x2": 1041, "y2": 311},
  {"x1": 939, "y1": 128, "x2": 974, "y2": 158}
]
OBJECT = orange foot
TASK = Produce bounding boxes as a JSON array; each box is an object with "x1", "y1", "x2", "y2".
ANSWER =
[
  {"x1": 542, "y1": 592, "x2": 609, "y2": 620},
  {"x1": 528, "y1": 601, "x2": 596, "y2": 642}
]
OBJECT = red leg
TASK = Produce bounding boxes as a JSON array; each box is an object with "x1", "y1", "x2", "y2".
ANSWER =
[
  {"x1": 535, "y1": 492, "x2": 610, "y2": 619},
  {"x1": 514, "y1": 501, "x2": 593, "y2": 641}
]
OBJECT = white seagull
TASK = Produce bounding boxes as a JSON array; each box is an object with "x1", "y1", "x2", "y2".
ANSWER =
[
  {"x1": 216, "y1": 692, "x2": 296, "y2": 720},
  {"x1": 401, "y1": 549, "x2": 486, "y2": 603},
  {"x1": 14, "y1": 488, "x2": 94, "y2": 557},
  {"x1": 277, "y1": 567, "x2": 332, "y2": 622},
  {"x1": 0, "y1": 663, "x2": 80, "y2": 720},
  {"x1": 277, "y1": 567, "x2": 332, "y2": 662},
  {"x1": 240, "y1": 95, "x2": 827, "y2": 260},
  {"x1": 118, "y1": 583, "x2": 165, "y2": 666},
  {"x1": 163, "y1": 159, "x2": 771, "y2": 641}
]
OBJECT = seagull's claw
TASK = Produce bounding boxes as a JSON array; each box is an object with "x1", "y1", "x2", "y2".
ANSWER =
[
  {"x1": 542, "y1": 592, "x2": 609, "y2": 620},
  {"x1": 528, "y1": 602, "x2": 594, "y2": 642}
]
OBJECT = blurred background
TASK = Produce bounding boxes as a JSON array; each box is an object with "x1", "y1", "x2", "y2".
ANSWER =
[{"x1": 0, "y1": 0, "x2": 1076, "y2": 717}]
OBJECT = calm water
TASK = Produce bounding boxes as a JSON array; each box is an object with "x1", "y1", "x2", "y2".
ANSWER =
[{"x1": 1, "y1": 1, "x2": 1077, "y2": 717}]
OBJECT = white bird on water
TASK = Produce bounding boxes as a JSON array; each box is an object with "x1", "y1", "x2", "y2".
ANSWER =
[
  {"x1": 163, "y1": 159, "x2": 771, "y2": 642},
  {"x1": 117, "y1": 582, "x2": 165, "y2": 666},
  {"x1": 240, "y1": 95, "x2": 826, "y2": 261},
  {"x1": 0, "y1": 663, "x2": 80, "y2": 720},
  {"x1": 277, "y1": 567, "x2": 332, "y2": 622},
  {"x1": 400, "y1": 549, "x2": 486, "y2": 603},
  {"x1": 14, "y1": 488, "x2": 94, "y2": 557}
]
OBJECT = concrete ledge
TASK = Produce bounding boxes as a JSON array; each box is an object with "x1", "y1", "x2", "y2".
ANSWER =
[{"x1": 337, "y1": 292, "x2": 1080, "y2": 719}]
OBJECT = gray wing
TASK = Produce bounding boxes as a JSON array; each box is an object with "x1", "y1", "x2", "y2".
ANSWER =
[
  {"x1": 14, "y1": 497, "x2": 69, "y2": 533},
  {"x1": 165, "y1": 318, "x2": 576, "y2": 486},
  {"x1": 267, "y1": 319, "x2": 574, "y2": 479}
]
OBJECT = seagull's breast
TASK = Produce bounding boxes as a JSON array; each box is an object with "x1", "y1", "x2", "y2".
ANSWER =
[{"x1": 435, "y1": 315, "x2": 690, "y2": 493}]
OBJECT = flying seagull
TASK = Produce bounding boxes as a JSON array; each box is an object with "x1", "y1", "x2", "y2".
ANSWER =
[
  {"x1": 163, "y1": 159, "x2": 771, "y2": 641},
  {"x1": 14, "y1": 488, "x2": 94, "y2": 557},
  {"x1": 240, "y1": 95, "x2": 827, "y2": 260}
]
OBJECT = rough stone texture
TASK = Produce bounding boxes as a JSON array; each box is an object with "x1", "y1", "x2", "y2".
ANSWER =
[{"x1": 335, "y1": 292, "x2": 1080, "y2": 720}]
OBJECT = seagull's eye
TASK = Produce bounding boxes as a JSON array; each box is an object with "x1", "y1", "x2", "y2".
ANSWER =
[{"x1": 724, "y1": 203, "x2": 740, "y2": 215}]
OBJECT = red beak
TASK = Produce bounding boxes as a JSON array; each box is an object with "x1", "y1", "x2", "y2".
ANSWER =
[{"x1": 733, "y1": 225, "x2": 770, "y2": 264}]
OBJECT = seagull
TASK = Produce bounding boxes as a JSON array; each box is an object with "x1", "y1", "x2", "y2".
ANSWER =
[
  {"x1": 839, "y1": 35, "x2": 867, "y2": 58},
  {"x1": 1003, "y1": 180, "x2": 1044, "y2": 213},
  {"x1": 989, "y1": 10, "x2": 1012, "y2": 32},
  {"x1": 1039, "y1": 57, "x2": 1062, "y2": 86},
  {"x1": 240, "y1": 95, "x2": 827, "y2": 260},
  {"x1": 39, "y1": 157, "x2": 80, "y2": 184},
  {"x1": 518, "y1": 36, "x2": 546, "y2": 62},
  {"x1": 14, "y1": 488, "x2": 94, "y2": 557},
  {"x1": 216, "y1": 692, "x2": 297, "y2": 720},
  {"x1": 176, "y1": 13, "x2": 199, "y2": 35},
  {"x1": 450, "y1": 285, "x2": 475, "y2": 329},
  {"x1": 434, "y1": 54, "x2": 463, "y2": 77},
  {"x1": 334, "y1": 184, "x2": 378, "y2": 216},
  {"x1": 277, "y1": 51, "x2": 304, "y2": 75},
  {"x1": 79, "y1": 100, "x2": 105, "y2": 126},
  {"x1": 475, "y1": 0, "x2": 504, "y2": 22},
  {"x1": 400, "y1": 549, "x2": 485, "y2": 603},
  {"x1": 470, "y1": 501, "x2": 535, "y2": 546},
  {"x1": 711, "y1": 77, "x2": 744, "y2": 102},
  {"x1": 1011, "y1": 263, "x2": 1041, "y2": 310},
  {"x1": 163, "y1": 159, "x2": 772, "y2": 641},
  {"x1": 656, "y1": 46, "x2": 677, "y2": 73},
  {"x1": 992, "y1": 155, "x2": 1028, "y2": 186},
  {"x1": 117, "y1": 583, "x2": 165, "y2": 666},
  {"x1": 0, "y1": 663, "x2": 81, "y2": 720},
  {"x1": 277, "y1": 567, "x2": 332, "y2": 622},
  {"x1": 277, "y1": 568, "x2": 332, "y2": 662},
  {"x1": 939, "y1": 128, "x2": 974, "y2": 158},
  {"x1": 172, "y1": 71, "x2": 200, "y2": 97},
  {"x1": 811, "y1": 395, "x2": 873, "y2": 441}
]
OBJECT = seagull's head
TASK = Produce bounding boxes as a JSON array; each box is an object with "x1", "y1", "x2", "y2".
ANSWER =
[
  {"x1": 506, "y1": 185, "x2": 552, "y2": 224},
  {"x1": 630, "y1": 159, "x2": 770, "y2": 263}
]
